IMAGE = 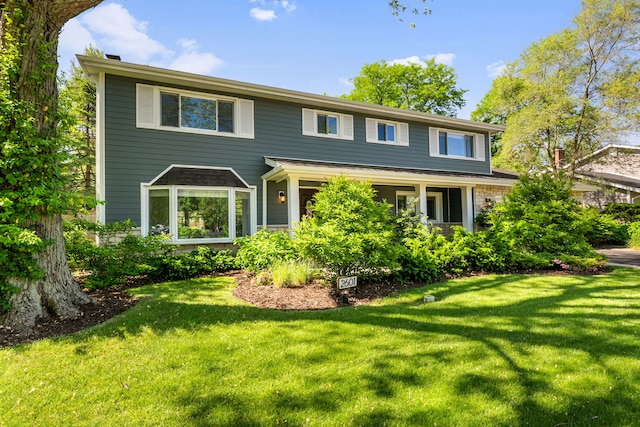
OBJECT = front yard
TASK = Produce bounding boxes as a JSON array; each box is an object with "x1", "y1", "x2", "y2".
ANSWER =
[{"x1": 1, "y1": 269, "x2": 639, "y2": 426}]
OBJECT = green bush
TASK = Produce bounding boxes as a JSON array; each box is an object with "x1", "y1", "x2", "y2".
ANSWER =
[
  {"x1": 234, "y1": 229, "x2": 296, "y2": 272},
  {"x1": 603, "y1": 203, "x2": 640, "y2": 223},
  {"x1": 147, "y1": 247, "x2": 237, "y2": 282},
  {"x1": 628, "y1": 222, "x2": 640, "y2": 249},
  {"x1": 396, "y1": 224, "x2": 446, "y2": 283},
  {"x1": 294, "y1": 176, "x2": 399, "y2": 281},
  {"x1": 490, "y1": 173, "x2": 596, "y2": 259},
  {"x1": 579, "y1": 208, "x2": 629, "y2": 247},
  {"x1": 64, "y1": 220, "x2": 175, "y2": 289}
]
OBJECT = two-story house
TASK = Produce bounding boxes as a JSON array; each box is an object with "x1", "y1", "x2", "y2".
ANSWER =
[{"x1": 78, "y1": 55, "x2": 518, "y2": 246}]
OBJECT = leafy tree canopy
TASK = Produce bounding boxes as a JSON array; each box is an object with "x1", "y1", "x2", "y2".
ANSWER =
[
  {"x1": 342, "y1": 59, "x2": 467, "y2": 117},
  {"x1": 471, "y1": 0, "x2": 640, "y2": 174}
]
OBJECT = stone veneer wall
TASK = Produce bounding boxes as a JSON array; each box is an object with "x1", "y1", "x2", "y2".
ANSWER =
[{"x1": 474, "y1": 185, "x2": 512, "y2": 217}]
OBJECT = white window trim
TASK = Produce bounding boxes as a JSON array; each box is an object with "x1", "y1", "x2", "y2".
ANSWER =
[
  {"x1": 302, "y1": 108, "x2": 354, "y2": 140},
  {"x1": 428, "y1": 127, "x2": 485, "y2": 162},
  {"x1": 426, "y1": 191, "x2": 443, "y2": 223},
  {"x1": 366, "y1": 118, "x2": 409, "y2": 146},
  {"x1": 141, "y1": 183, "x2": 257, "y2": 244},
  {"x1": 136, "y1": 83, "x2": 254, "y2": 139}
]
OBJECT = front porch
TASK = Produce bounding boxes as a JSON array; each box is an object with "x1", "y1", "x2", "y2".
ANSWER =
[{"x1": 262, "y1": 157, "x2": 518, "y2": 233}]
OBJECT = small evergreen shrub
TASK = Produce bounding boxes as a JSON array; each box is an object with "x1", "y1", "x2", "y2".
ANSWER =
[{"x1": 234, "y1": 229, "x2": 296, "y2": 272}]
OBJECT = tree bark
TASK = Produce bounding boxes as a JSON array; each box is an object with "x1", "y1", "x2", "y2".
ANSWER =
[{"x1": 0, "y1": 0, "x2": 103, "y2": 334}]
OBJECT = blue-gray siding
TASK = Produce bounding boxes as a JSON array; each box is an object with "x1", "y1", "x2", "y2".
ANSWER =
[{"x1": 103, "y1": 75, "x2": 490, "y2": 225}]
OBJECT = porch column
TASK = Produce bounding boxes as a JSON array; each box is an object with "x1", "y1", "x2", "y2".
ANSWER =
[
  {"x1": 461, "y1": 185, "x2": 474, "y2": 232},
  {"x1": 287, "y1": 176, "x2": 300, "y2": 229},
  {"x1": 418, "y1": 183, "x2": 428, "y2": 221}
]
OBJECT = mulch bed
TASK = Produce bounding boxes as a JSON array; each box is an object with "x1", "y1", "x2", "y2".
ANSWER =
[{"x1": 1, "y1": 268, "x2": 607, "y2": 348}]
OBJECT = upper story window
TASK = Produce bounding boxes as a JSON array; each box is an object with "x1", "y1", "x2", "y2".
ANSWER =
[
  {"x1": 160, "y1": 92, "x2": 234, "y2": 133},
  {"x1": 429, "y1": 127, "x2": 486, "y2": 161},
  {"x1": 302, "y1": 108, "x2": 354, "y2": 140},
  {"x1": 136, "y1": 84, "x2": 254, "y2": 139},
  {"x1": 439, "y1": 131, "x2": 474, "y2": 157},
  {"x1": 366, "y1": 118, "x2": 409, "y2": 146}
]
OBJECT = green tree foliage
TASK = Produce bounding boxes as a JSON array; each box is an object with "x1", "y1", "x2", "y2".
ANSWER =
[
  {"x1": 294, "y1": 176, "x2": 399, "y2": 279},
  {"x1": 0, "y1": 0, "x2": 103, "y2": 331},
  {"x1": 342, "y1": 59, "x2": 467, "y2": 117},
  {"x1": 58, "y1": 46, "x2": 103, "y2": 200},
  {"x1": 490, "y1": 173, "x2": 596, "y2": 259},
  {"x1": 472, "y1": 0, "x2": 640, "y2": 173}
]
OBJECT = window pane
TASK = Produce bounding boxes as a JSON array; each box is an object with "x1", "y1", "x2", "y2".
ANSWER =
[
  {"x1": 439, "y1": 132, "x2": 447, "y2": 155},
  {"x1": 465, "y1": 135, "x2": 474, "y2": 157},
  {"x1": 149, "y1": 189, "x2": 170, "y2": 235},
  {"x1": 177, "y1": 189, "x2": 229, "y2": 239},
  {"x1": 218, "y1": 101, "x2": 234, "y2": 133},
  {"x1": 161, "y1": 93, "x2": 179, "y2": 127},
  {"x1": 327, "y1": 115, "x2": 338, "y2": 134},
  {"x1": 236, "y1": 191, "x2": 251, "y2": 237},
  {"x1": 317, "y1": 114, "x2": 327, "y2": 134},
  {"x1": 446, "y1": 132, "x2": 466, "y2": 156},
  {"x1": 386, "y1": 124, "x2": 395, "y2": 142},
  {"x1": 427, "y1": 196, "x2": 437, "y2": 220},
  {"x1": 181, "y1": 96, "x2": 217, "y2": 131},
  {"x1": 397, "y1": 195, "x2": 407, "y2": 211},
  {"x1": 378, "y1": 123, "x2": 386, "y2": 141}
]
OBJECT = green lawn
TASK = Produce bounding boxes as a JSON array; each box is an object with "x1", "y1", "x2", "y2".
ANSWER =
[{"x1": 2, "y1": 269, "x2": 640, "y2": 426}]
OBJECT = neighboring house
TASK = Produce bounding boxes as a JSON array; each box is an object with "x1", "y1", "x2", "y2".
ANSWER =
[
  {"x1": 573, "y1": 144, "x2": 640, "y2": 208},
  {"x1": 78, "y1": 55, "x2": 519, "y2": 246}
]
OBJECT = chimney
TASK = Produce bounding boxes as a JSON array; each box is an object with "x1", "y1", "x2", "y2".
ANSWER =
[{"x1": 554, "y1": 148, "x2": 565, "y2": 168}]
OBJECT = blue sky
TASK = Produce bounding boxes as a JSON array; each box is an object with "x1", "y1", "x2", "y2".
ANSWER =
[{"x1": 58, "y1": 0, "x2": 584, "y2": 119}]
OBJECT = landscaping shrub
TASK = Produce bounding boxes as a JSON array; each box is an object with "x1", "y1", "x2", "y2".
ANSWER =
[
  {"x1": 146, "y1": 247, "x2": 237, "y2": 282},
  {"x1": 294, "y1": 176, "x2": 399, "y2": 281},
  {"x1": 64, "y1": 219, "x2": 175, "y2": 289},
  {"x1": 490, "y1": 173, "x2": 597, "y2": 260},
  {"x1": 628, "y1": 222, "x2": 640, "y2": 249},
  {"x1": 234, "y1": 229, "x2": 296, "y2": 272},
  {"x1": 579, "y1": 207, "x2": 629, "y2": 247},
  {"x1": 602, "y1": 203, "x2": 640, "y2": 223},
  {"x1": 396, "y1": 224, "x2": 446, "y2": 283}
]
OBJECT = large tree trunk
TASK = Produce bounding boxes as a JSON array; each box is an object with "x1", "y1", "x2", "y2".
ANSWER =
[
  {"x1": 2, "y1": 215, "x2": 93, "y2": 332},
  {"x1": 0, "y1": 0, "x2": 103, "y2": 334}
]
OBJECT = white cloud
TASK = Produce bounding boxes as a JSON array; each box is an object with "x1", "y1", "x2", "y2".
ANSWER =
[
  {"x1": 281, "y1": 1, "x2": 297, "y2": 12},
  {"x1": 250, "y1": 7, "x2": 277, "y2": 21},
  {"x1": 59, "y1": 18, "x2": 97, "y2": 66},
  {"x1": 486, "y1": 60, "x2": 507, "y2": 78},
  {"x1": 77, "y1": 3, "x2": 170, "y2": 63},
  {"x1": 389, "y1": 53, "x2": 456, "y2": 67},
  {"x1": 389, "y1": 55, "x2": 422, "y2": 66},
  {"x1": 425, "y1": 53, "x2": 456, "y2": 66},
  {"x1": 58, "y1": 4, "x2": 224, "y2": 76}
]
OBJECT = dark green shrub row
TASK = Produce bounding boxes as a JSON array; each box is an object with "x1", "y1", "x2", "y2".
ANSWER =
[
  {"x1": 602, "y1": 203, "x2": 640, "y2": 224},
  {"x1": 629, "y1": 222, "x2": 640, "y2": 249},
  {"x1": 65, "y1": 220, "x2": 236, "y2": 289},
  {"x1": 233, "y1": 174, "x2": 610, "y2": 285}
]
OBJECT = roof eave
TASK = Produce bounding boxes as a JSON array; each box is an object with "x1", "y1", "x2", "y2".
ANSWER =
[{"x1": 77, "y1": 55, "x2": 506, "y2": 134}]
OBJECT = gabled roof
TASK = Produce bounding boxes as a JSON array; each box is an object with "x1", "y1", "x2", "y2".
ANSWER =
[
  {"x1": 574, "y1": 143, "x2": 640, "y2": 168},
  {"x1": 77, "y1": 55, "x2": 505, "y2": 134}
]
